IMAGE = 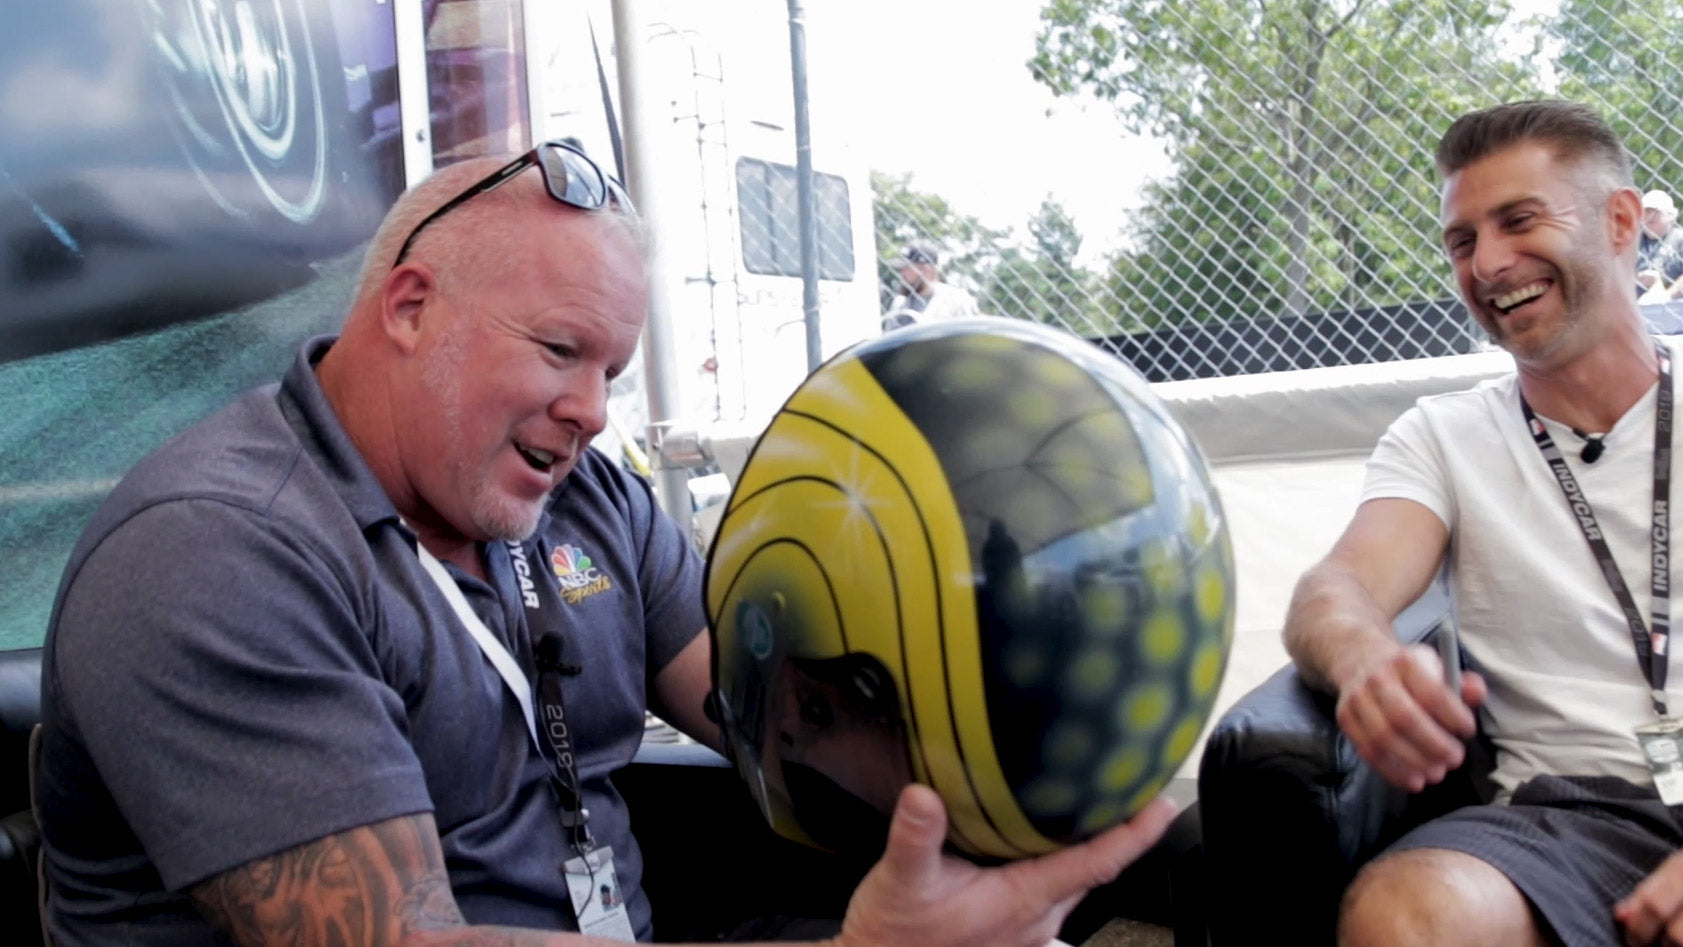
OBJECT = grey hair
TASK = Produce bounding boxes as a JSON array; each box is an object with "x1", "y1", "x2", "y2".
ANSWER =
[
  {"x1": 350, "y1": 154, "x2": 652, "y2": 309},
  {"x1": 1436, "y1": 100, "x2": 1633, "y2": 190}
]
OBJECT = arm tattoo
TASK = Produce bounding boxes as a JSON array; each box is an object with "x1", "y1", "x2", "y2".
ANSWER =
[{"x1": 190, "y1": 813, "x2": 467, "y2": 944}]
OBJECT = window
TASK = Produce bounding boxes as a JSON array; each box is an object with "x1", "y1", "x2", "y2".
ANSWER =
[{"x1": 735, "y1": 158, "x2": 855, "y2": 280}]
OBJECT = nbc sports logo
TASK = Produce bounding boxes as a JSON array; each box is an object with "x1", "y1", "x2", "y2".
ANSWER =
[
  {"x1": 552, "y1": 544, "x2": 592, "y2": 576},
  {"x1": 552, "y1": 544, "x2": 614, "y2": 603}
]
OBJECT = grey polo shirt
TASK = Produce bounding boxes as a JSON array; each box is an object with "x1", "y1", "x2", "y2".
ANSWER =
[{"x1": 38, "y1": 336, "x2": 705, "y2": 943}]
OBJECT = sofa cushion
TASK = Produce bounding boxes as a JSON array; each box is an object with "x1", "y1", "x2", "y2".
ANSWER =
[{"x1": 0, "y1": 649, "x2": 41, "y2": 818}]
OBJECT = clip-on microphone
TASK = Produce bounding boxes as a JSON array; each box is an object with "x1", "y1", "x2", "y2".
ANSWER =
[{"x1": 1571, "y1": 428, "x2": 1606, "y2": 464}]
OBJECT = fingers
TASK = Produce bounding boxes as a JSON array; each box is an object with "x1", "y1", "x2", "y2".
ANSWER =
[
  {"x1": 1404, "y1": 645, "x2": 1479, "y2": 736},
  {"x1": 1009, "y1": 796, "x2": 1180, "y2": 906},
  {"x1": 1336, "y1": 645, "x2": 1473, "y2": 791},
  {"x1": 1617, "y1": 852, "x2": 1683, "y2": 946},
  {"x1": 1461, "y1": 670, "x2": 1489, "y2": 709},
  {"x1": 841, "y1": 788, "x2": 1178, "y2": 947},
  {"x1": 1341, "y1": 694, "x2": 1443, "y2": 790},
  {"x1": 1084, "y1": 795, "x2": 1178, "y2": 875},
  {"x1": 876, "y1": 783, "x2": 949, "y2": 889}
]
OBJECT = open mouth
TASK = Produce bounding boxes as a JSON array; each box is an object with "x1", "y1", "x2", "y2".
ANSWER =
[
  {"x1": 515, "y1": 443, "x2": 558, "y2": 472},
  {"x1": 1491, "y1": 281, "x2": 1547, "y2": 315}
]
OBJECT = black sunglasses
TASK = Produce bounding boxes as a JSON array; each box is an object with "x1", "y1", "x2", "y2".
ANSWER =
[{"x1": 392, "y1": 141, "x2": 634, "y2": 267}]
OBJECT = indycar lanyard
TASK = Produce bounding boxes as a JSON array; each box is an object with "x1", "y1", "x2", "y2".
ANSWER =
[
  {"x1": 1517, "y1": 341, "x2": 1673, "y2": 717},
  {"x1": 414, "y1": 537, "x2": 594, "y2": 852}
]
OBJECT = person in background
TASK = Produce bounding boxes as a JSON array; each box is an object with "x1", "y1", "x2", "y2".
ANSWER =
[{"x1": 882, "y1": 240, "x2": 981, "y2": 330}]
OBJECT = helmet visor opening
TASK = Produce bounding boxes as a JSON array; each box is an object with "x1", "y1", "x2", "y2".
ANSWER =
[{"x1": 719, "y1": 647, "x2": 913, "y2": 853}]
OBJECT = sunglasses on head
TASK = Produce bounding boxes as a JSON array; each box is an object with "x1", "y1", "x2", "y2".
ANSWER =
[{"x1": 392, "y1": 140, "x2": 634, "y2": 267}]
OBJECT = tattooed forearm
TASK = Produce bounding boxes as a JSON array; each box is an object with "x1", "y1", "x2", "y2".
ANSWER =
[{"x1": 190, "y1": 813, "x2": 467, "y2": 945}]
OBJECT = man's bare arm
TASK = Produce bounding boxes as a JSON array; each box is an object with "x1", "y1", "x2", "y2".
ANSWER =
[
  {"x1": 1284, "y1": 497, "x2": 1448, "y2": 694},
  {"x1": 184, "y1": 794, "x2": 1162, "y2": 947},
  {"x1": 1286, "y1": 497, "x2": 1489, "y2": 791},
  {"x1": 190, "y1": 812, "x2": 579, "y2": 946},
  {"x1": 648, "y1": 631, "x2": 721, "y2": 751}
]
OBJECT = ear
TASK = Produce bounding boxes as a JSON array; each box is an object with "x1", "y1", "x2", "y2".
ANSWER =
[
  {"x1": 380, "y1": 263, "x2": 436, "y2": 356},
  {"x1": 1607, "y1": 186, "x2": 1644, "y2": 257}
]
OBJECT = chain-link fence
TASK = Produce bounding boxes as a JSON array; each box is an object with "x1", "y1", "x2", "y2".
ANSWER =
[{"x1": 870, "y1": 0, "x2": 1683, "y2": 382}]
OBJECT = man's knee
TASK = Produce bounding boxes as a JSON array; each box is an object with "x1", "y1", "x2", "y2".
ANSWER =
[{"x1": 1339, "y1": 847, "x2": 1546, "y2": 947}]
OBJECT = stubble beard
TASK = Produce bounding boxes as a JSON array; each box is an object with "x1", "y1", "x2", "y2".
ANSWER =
[
  {"x1": 1487, "y1": 299, "x2": 1584, "y2": 367},
  {"x1": 1484, "y1": 244, "x2": 1606, "y2": 368},
  {"x1": 467, "y1": 458, "x2": 546, "y2": 543},
  {"x1": 420, "y1": 326, "x2": 545, "y2": 545}
]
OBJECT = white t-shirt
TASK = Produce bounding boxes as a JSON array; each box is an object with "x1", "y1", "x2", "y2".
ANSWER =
[{"x1": 1364, "y1": 337, "x2": 1683, "y2": 797}]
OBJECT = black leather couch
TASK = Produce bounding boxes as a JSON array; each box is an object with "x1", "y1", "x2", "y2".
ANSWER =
[
  {"x1": 1196, "y1": 600, "x2": 1495, "y2": 946},
  {"x1": 0, "y1": 647, "x2": 43, "y2": 946},
  {"x1": 0, "y1": 645, "x2": 1205, "y2": 945}
]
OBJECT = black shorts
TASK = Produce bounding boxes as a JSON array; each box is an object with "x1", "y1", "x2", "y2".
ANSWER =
[{"x1": 1386, "y1": 774, "x2": 1682, "y2": 947}]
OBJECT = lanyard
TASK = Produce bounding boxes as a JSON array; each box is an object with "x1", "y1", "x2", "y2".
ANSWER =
[
  {"x1": 414, "y1": 541, "x2": 542, "y2": 748},
  {"x1": 504, "y1": 539, "x2": 595, "y2": 852},
  {"x1": 413, "y1": 536, "x2": 594, "y2": 851},
  {"x1": 1518, "y1": 341, "x2": 1673, "y2": 717}
]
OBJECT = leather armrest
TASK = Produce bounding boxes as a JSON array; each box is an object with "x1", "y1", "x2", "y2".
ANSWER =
[
  {"x1": 0, "y1": 649, "x2": 42, "y2": 819},
  {"x1": 1197, "y1": 661, "x2": 1372, "y2": 945},
  {"x1": 1200, "y1": 659, "x2": 1422, "y2": 867},
  {"x1": 0, "y1": 807, "x2": 42, "y2": 946},
  {"x1": 1197, "y1": 620, "x2": 1490, "y2": 945}
]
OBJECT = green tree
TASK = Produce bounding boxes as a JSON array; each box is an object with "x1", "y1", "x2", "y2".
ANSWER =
[
  {"x1": 1032, "y1": 0, "x2": 1537, "y2": 330},
  {"x1": 1551, "y1": 0, "x2": 1683, "y2": 195},
  {"x1": 983, "y1": 197, "x2": 1111, "y2": 335},
  {"x1": 871, "y1": 170, "x2": 1006, "y2": 312}
]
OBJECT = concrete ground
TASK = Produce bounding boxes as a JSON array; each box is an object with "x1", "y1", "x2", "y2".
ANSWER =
[{"x1": 1082, "y1": 919, "x2": 1173, "y2": 947}]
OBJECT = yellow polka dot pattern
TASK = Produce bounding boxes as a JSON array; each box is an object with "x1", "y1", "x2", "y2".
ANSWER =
[
  {"x1": 854, "y1": 323, "x2": 1236, "y2": 845},
  {"x1": 705, "y1": 318, "x2": 1235, "y2": 858}
]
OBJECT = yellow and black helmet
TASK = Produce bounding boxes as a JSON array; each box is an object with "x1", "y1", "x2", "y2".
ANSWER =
[{"x1": 704, "y1": 318, "x2": 1233, "y2": 859}]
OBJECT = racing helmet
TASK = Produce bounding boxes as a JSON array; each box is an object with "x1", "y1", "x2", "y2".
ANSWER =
[{"x1": 705, "y1": 318, "x2": 1234, "y2": 859}]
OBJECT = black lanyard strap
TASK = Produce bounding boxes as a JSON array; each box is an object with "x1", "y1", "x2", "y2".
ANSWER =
[
  {"x1": 505, "y1": 539, "x2": 595, "y2": 853},
  {"x1": 1518, "y1": 341, "x2": 1673, "y2": 717}
]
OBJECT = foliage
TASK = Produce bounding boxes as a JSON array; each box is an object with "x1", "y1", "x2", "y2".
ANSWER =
[
  {"x1": 1030, "y1": 0, "x2": 1539, "y2": 324},
  {"x1": 869, "y1": 0, "x2": 1683, "y2": 364},
  {"x1": 1552, "y1": 0, "x2": 1683, "y2": 195},
  {"x1": 869, "y1": 177, "x2": 1115, "y2": 336},
  {"x1": 981, "y1": 197, "x2": 1113, "y2": 334},
  {"x1": 870, "y1": 170, "x2": 1006, "y2": 311}
]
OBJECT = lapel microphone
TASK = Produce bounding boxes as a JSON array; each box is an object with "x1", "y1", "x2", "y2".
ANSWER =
[{"x1": 1571, "y1": 428, "x2": 1606, "y2": 463}]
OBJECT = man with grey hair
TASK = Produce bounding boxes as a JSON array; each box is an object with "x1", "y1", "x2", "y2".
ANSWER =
[
  {"x1": 1285, "y1": 100, "x2": 1683, "y2": 946},
  {"x1": 35, "y1": 141, "x2": 1173, "y2": 946},
  {"x1": 883, "y1": 241, "x2": 981, "y2": 330}
]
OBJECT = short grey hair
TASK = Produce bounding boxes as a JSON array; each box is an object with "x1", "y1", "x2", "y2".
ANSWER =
[
  {"x1": 350, "y1": 154, "x2": 651, "y2": 309},
  {"x1": 1435, "y1": 99, "x2": 1633, "y2": 190}
]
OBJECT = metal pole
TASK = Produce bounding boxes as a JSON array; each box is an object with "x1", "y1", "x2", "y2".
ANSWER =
[
  {"x1": 612, "y1": 0, "x2": 693, "y2": 538},
  {"x1": 786, "y1": 0, "x2": 822, "y2": 370}
]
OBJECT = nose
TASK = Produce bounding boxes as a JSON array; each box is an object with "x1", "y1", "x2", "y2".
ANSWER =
[
  {"x1": 552, "y1": 372, "x2": 609, "y2": 439},
  {"x1": 1469, "y1": 230, "x2": 1516, "y2": 285}
]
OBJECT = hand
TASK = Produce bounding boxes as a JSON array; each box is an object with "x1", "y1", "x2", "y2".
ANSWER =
[
  {"x1": 833, "y1": 784, "x2": 1178, "y2": 947},
  {"x1": 1616, "y1": 849, "x2": 1683, "y2": 945},
  {"x1": 1334, "y1": 642, "x2": 1487, "y2": 792}
]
